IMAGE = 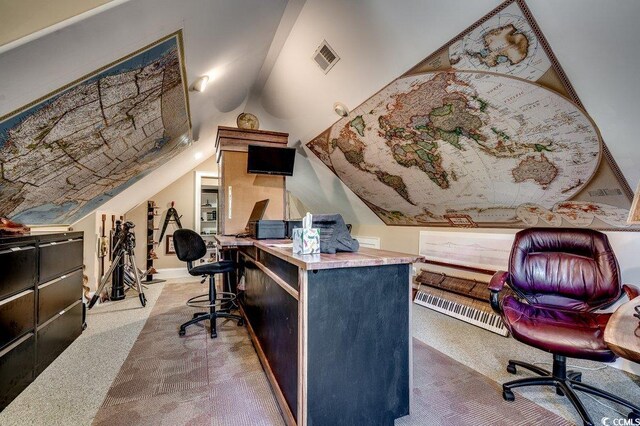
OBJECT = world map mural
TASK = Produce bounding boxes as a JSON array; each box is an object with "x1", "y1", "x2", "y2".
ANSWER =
[
  {"x1": 307, "y1": 0, "x2": 637, "y2": 230},
  {"x1": 0, "y1": 31, "x2": 191, "y2": 224}
]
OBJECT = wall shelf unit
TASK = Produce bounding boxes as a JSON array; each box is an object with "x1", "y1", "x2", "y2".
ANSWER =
[
  {"x1": 145, "y1": 201, "x2": 164, "y2": 283},
  {"x1": 194, "y1": 172, "x2": 219, "y2": 263}
]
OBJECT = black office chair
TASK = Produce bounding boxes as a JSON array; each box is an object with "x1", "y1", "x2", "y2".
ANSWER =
[{"x1": 173, "y1": 229, "x2": 243, "y2": 338}]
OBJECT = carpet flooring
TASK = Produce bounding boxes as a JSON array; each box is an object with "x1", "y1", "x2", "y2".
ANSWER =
[
  {"x1": 1, "y1": 278, "x2": 637, "y2": 425},
  {"x1": 92, "y1": 280, "x2": 284, "y2": 426},
  {"x1": 401, "y1": 339, "x2": 570, "y2": 425},
  {"x1": 91, "y1": 280, "x2": 570, "y2": 426},
  {"x1": 0, "y1": 281, "x2": 166, "y2": 426},
  {"x1": 412, "y1": 304, "x2": 640, "y2": 423}
]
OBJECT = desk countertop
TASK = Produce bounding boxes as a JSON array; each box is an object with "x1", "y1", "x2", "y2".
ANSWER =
[
  {"x1": 604, "y1": 296, "x2": 640, "y2": 363},
  {"x1": 214, "y1": 235, "x2": 257, "y2": 247},
  {"x1": 214, "y1": 235, "x2": 419, "y2": 270}
]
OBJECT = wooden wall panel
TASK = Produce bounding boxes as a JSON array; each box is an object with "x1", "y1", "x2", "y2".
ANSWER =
[{"x1": 220, "y1": 151, "x2": 285, "y2": 235}]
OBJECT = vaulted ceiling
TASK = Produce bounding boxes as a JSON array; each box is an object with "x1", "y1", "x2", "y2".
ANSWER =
[
  {"x1": 0, "y1": 0, "x2": 296, "y2": 223},
  {"x1": 1, "y1": 0, "x2": 639, "y2": 227}
]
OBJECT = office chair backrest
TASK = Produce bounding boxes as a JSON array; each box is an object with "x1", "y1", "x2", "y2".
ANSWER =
[
  {"x1": 509, "y1": 228, "x2": 621, "y2": 311},
  {"x1": 173, "y1": 229, "x2": 207, "y2": 264}
]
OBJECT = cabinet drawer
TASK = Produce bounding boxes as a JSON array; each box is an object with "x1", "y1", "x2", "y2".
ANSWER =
[
  {"x1": 38, "y1": 269, "x2": 82, "y2": 325},
  {"x1": 39, "y1": 239, "x2": 83, "y2": 283},
  {"x1": 0, "y1": 290, "x2": 35, "y2": 350},
  {"x1": 0, "y1": 333, "x2": 35, "y2": 410},
  {"x1": 0, "y1": 245, "x2": 36, "y2": 299},
  {"x1": 36, "y1": 301, "x2": 82, "y2": 374}
]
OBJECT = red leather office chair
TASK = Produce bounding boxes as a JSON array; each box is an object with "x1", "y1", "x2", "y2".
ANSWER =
[{"x1": 489, "y1": 228, "x2": 640, "y2": 426}]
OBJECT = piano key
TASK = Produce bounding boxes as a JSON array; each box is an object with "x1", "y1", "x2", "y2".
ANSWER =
[{"x1": 413, "y1": 290, "x2": 509, "y2": 337}]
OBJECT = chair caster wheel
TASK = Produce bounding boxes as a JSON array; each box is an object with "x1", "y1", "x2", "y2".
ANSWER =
[
  {"x1": 210, "y1": 332, "x2": 217, "y2": 339},
  {"x1": 556, "y1": 386, "x2": 564, "y2": 396},
  {"x1": 506, "y1": 364, "x2": 517, "y2": 374},
  {"x1": 139, "y1": 294, "x2": 147, "y2": 307},
  {"x1": 237, "y1": 319, "x2": 244, "y2": 326},
  {"x1": 503, "y1": 388, "x2": 515, "y2": 402},
  {"x1": 178, "y1": 329, "x2": 186, "y2": 336},
  {"x1": 629, "y1": 412, "x2": 640, "y2": 421}
]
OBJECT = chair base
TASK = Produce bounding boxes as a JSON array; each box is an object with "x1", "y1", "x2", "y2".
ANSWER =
[
  {"x1": 179, "y1": 272, "x2": 243, "y2": 339},
  {"x1": 179, "y1": 311, "x2": 243, "y2": 338},
  {"x1": 502, "y1": 355, "x2": 640, "y2": 426}
]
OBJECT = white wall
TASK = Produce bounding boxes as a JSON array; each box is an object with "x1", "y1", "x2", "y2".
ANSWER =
[
  {"x1": 125, "y1": 155, "x2": 218, "y2": 272},
  {"x1": 71, "y1": 209, "x2": 124, "y2": 290}
]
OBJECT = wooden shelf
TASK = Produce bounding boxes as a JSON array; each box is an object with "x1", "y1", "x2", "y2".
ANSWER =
[{"x1": 146, "y1": 201, "x2": 158, "y2": 282}]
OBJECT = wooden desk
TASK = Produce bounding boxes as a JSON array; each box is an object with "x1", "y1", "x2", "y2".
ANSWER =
[
  {"x1": 215, "y1": 236, "x2": 418, "y2": 426},
  {"x1": 605, "y1": 296, "x2": 640, "y2": 363},
  {"x1": 215, "y1": 235, "x2": 267, "y2": 293}
]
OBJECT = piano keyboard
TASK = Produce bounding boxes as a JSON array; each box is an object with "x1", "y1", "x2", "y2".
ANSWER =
[{"x1": 414, "y1": 290, "x2": 509, "y2": 337}]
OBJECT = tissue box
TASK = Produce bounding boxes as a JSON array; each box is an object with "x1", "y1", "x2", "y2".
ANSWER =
[{"x1": 292, "y1": 228, "x2": 320, "y2": 254}]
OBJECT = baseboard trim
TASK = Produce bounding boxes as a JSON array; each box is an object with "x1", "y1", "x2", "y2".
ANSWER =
[
  {"x1": 611, "y1": 357, "x2": 640, "y2": 376},
  {"x1": 154, "y1": 268, "x2": 191, "y2": 279}
]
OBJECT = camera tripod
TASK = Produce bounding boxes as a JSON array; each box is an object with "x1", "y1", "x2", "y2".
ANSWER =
[{"x1": 88, "y1": 221, "x2": 147, "y2": 309}]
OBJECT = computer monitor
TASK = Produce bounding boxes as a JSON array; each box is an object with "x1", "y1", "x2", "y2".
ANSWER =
[{"x1": 245, "y1": 199, "x2": 270, "y2": 231}]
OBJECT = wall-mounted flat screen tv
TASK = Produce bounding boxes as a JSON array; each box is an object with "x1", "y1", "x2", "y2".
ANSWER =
[{"x1": 247, "y1": 145, "x2": 296, "y2": 176}]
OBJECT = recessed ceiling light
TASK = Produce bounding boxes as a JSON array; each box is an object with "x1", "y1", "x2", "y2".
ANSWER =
[
  {"x1": 192, "y1": 76, "x2": 209, "y2": 92},
  {"x1": 194, "y1": 151, "x2": 203, "y2": 160},
  {"x1": 333, "y1": 102, "x2": 349, "y2": 117}
]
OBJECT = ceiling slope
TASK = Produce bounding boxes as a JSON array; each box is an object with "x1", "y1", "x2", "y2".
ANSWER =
[
  {"x1": 247, "y1": 0, "x2": 640, "y2": 226},
  {"x1": 0, "y1": 0, "x2": 121, "y2": 50},
  {"x1": 0, "y1": 0, "x2": 289, "y2": 224}
]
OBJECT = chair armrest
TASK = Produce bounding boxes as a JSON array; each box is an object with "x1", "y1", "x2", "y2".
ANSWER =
[
  {"x1": 488, "y1": 271, "x2": 509, "y2": 314},
  {"x1": 489, "y1": 271, "x2": 509, "y2": 292},
  {"x1": 623, "y1": 284, "x2": 639, "y2": 300}
]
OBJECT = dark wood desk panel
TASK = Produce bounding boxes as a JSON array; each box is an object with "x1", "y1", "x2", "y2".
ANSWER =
[
  {"x1": 260, "y1": 251, "x2": 299, "y2": 292},
  {"x1": 306, "y1": 264, "x2": 410, "y2": 425},
  {"x1": 243, "y1": 259, "x2": 299, "y2": 419},
  {"x1": 219, "y1": 235, "x2": 418, "y2": 426}
]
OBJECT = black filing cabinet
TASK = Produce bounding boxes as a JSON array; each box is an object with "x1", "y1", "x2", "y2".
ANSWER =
[{"x1": 0, "y1": 232, "x2": 83, "y2": 410}]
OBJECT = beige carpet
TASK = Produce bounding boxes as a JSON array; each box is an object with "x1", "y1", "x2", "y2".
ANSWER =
[{"x1": 0, "y1": 281, "x2": 167, "y2": 426}]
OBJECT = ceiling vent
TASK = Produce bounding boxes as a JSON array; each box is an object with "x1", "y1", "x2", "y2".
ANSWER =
[{"x1": 312, "y1": 40, "x2": 340, "y2": 74}]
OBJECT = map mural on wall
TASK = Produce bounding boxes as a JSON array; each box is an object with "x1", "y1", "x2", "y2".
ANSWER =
[
  {"x1": 307, "y1": 0, "x2": 637, "y2": 230},
  {"x1": 0, "y1": 31, "x2": 191, "y2": 224}
]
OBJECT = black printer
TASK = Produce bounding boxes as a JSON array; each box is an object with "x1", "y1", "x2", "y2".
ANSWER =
[{"x1": 249, "y1": 220, "x2": 286, "y2": 239}]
